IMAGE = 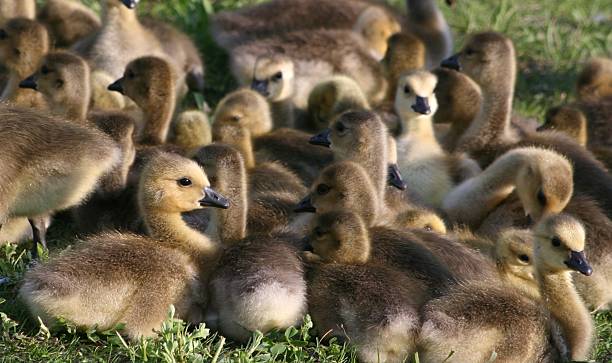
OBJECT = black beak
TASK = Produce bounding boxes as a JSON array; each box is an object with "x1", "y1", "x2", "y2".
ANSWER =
[
  {"x1": 19, "y1": 75, "x2": 38, "y2": 90},
  {"x1": 441, "y1": 53, "x2": 461, "y2": 71},
  {"x1": 199, "y1": 187, "x2": 230, "y2": 209},
  {"x1": 309, "y1": 128, "x2": 332, "y2": 148},
  {"x1": 251, "y1": 79, "x2": 269, "y2": 97},
  {"x1": 301, "y1": 236, "x2": 314, "y2": 252},
  {"x1": 388, "y1": 164, "x2": 407, "y2": 190},
  {"x1": 411, "y1": 96, "x2": 431, "y2": 115},
  {"x1": 565, "y1": 250, "x2": 593, "y2": 276},
  {"x1": 121, "y1": 0, "x2": 139, "y2": 9},
  {"x1": 186, "y1": 70, "x2": 205, "y2": 93},
  {"x1": 108, "y1": 78, "x2": 125, "y2": 94},
  {"x1": 295, "y1": 196, "x2": 316, "y2": 213}
]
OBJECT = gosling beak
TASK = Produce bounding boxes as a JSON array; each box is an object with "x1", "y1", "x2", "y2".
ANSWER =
[
  {"x1": 108, "y1": 78, "x2": 125, "y2": 94},
  {"x1": 301, "y1": 236, "x2": 314, "y2": 252},
  {"x1": 536, "y1": 124, "x2": 548, "y2": 132},
  {"x1": 388, "y1": 164, "x2": 407, "y2": 190},
  {"x1": 251, "y1": 79, "x2": 269, "y2": 97},
  {"x1": 309, "y1": 128, "x2": 332, "y2": 147},
  {"x1": 186, "y1": 70, "x2": 205, "y2": 93},
  {"x1": 441, "y1": 53, "x2": 461, "y2": 71},
  {"x1": 294, "y1": 196, "x2": 316, "y2": 213},
  {"x1": 199, "y1": 187, "x2": 230, "y2": 209},
  {"x1": 565, "y1": 250, "x2": 593, "y2": 276},
  {"x1": 121, "y1": 0, "x2": 139, "y2": 9},
  {"x1": 19, "y1": 75, "x2": 38, "y2": 90},
  {"x1": 411, "y1": 96, "x2": 431, "y2": 115}
]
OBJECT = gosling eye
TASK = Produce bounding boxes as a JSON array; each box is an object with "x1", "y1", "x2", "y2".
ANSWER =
[
  {"x1": 551, "y1": 237, "x2": 562, "y2": 247},
  {"x1": 316, "y1": 184, "x2": 330, "y2": 195},
  {"x1": 537, "y1": 190, "x2": 547, "y2": 206},
  {"x1": 41, "y1": 65, "x2": 50, "y2": 75},
  {"x1": 424, "y1": 224, "x2": 433, "y2": 232},
  {"x1": 229, "y1": 115, "x2": 241, "y2": 122},
  {"x1": 126, "y1": 70, "x2": 136, "y2": 79},
  {"x1": 335, "y1": 122, "x2": 346, "y2": 133},
  {"x1": 518, "y1": 254, "x2": 530, "y2": 263},
  {"x1": 403, "y1": 85, "x2": 411, "y2": 95},
  {"x1": 13, "y1": 48, "x2": 20, "y2": 56},
  {"x1": 55, "y1": 79, "x2": 64, "y2": 88},
  {"x1": 177, "y1": 177, "x2": 192, "y2": 187},
  {"x1": 272, "y1": 72, "x2": 283, "y2": 81},
  {"x1": 464, "y1": 48, "x2": 475, "y2": 56},
  {"x1": 0, "y1": 29, "x2": 7, "y2": 40},
  {"x1": 314, "y1": 226, "x2": 324, "y2": 237}
]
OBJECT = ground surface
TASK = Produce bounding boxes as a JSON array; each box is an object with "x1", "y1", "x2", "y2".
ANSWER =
[{"x1": 1, "y1": 0, "x2": 611, "y2": 361}]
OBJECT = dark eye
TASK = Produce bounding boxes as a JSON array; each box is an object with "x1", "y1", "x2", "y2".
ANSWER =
[
  {"x1": 177, "y1": 178, "x2": 192, "y2": 187},
  {"x1": 13, "y1": 48, "x2": 20, "y2": 56},
  {"x1": 272, "y1": 72, "x2": 282, "y2": 81},
  {"x1": 0, "y1": 29, "x2": 6, "y2": 40},
  {"x1": 335, "y1": 122, "x2": 346, "y2": 133},
  {"x1": 127, "y1": 70, "x2": 135, "y2": 79},
  {"x1": 230, "y1": 115, "x2": 240, "y2": 122},
  {"x1": 537, "y1": 190, "x2": 547, "y2": 206},
  {"x1": 551, "y1": 237, "x2": 561, "y2": 247},
  {"x1": 424, "y1": 224, "x2": 433, "y2": 232},
  {"x1": 316, "y1": 184, "x2": 330, "y2": 195},
  {"x1": 403, "y1": 85, "x2": 411, "y2": 94},
  {"x1": 314, "y1": 226, "x2": 324, "y2": 237},
  {"x1": 518, "y1": 254, "x2": 530, "y2": 263},
  {"x1": 41, "y1": 65, "x2": 50, "y2": 75},
  {"x1": 55, "y1": 79, "x2": 64, "y2": 88},
  {"x1": 464, "y1": 48, "x2": 475, "y2": 56}
]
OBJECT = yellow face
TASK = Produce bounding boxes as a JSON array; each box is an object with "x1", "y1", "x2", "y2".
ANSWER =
[
  {"x1": 0, "y1": 19, "x2": 47, "y2": 74},
  {"x1": 496, "y1": 230, "x2": 535, "y2": 283},
  {"x1": 395, "y1": 70, "x2": 439, "y2": 120},
  {"x1": 213, "y1": 89, "x2": 272, "y2": 136},
  {"x1": 354, "y1": 7, "x2": 401, "y2": 60},
  {"x1": 27, "y1": 55, "x2": 89, "y2": 106},
  {"x1": 251, "y1": 56, "x2": 295, "y2": 102},
  {"x1": 307, "y1": 211, "x2": 370, "y2": 265}
]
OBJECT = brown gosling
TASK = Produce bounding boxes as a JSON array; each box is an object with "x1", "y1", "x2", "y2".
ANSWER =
[
  {"x1": 418, "y1": 213, "x2": 594, "y2": 362},
  {"x1": 38, "y1": 0, "x2": 101, "y2": 48},
  {"x1": 232, "y1": 30, "x2": 387, "y2": 112},
  {"x1": 210, "y1": 0, "x2": 400, "y2": 51},
  {"x1": 209, "y1": 123, "x2": 306, "y2": 233},
  {"x1": 171, "y1": 110, "x2": 212, "y2": 156},
  {"x1": 0, "y1": 18, "x2": 48, "y2": 109},
  {"x1": 538, "y1": 105, "x2": 588, "y2": 147},
  {"x1": 0, "y1": 106, "x2": 120, "y2": 254},
  {"x1": 108, "y1": 56, "x2": 176, "y2": 145},
  {"x1": 443, "y1": 147, "x2": 573, "y2": 229},
  {"x1": 305, "y1": 211, "x2": 442, "y2": 363},
  {"x1": 395, "y1": 70, "x2": 481, "y2": 208},
  {"x1": 213, "y1": 88, "x2": 273, "y2": 136},
  {"x1": 431, "y1": 67, "x2": 481, "y2": 152},
  {"x1": 576, "y1": 57, "x2": 612, "y2": 102},
  {"x1": 192, "y1": 146, "x2": 306, "y2": 343},
  {"x1": 306, "y1": 75, "x2": 370, "y2": 132},
  {"x1": 441, "y1": 32, "x2": 612, "y2": 219},
  {"x1": 20, "y1": 152, "x2": 229, "y2": 339},
  {"x1": 0, "y1": 1, "x2": 35, "y2": 26}
]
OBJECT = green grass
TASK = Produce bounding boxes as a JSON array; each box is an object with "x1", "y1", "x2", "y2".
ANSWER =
[{"x1": 3, "y1": 0, "x2": 612, "y2": 362}]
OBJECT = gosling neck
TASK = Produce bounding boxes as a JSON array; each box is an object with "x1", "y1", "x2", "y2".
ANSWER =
[
  {"x1": 231, "y1": 136, "x2": 256, "y2": 170},
  {"x1": 139, "y1": 85, "x2": 176, "y2": 145},
  {"x1": 457, "y1": 85, "x2": 514, "y2": 153},
  {"x1": 535, "y1": 269, "x2": 593, "y2": 361},
  {"x1": 399, "y1": 112, "x2": 438, "y2": 144},
  {"x1": 270, "y1": 99, "x2": 295, "y2": 129},
  {"x1": 52, "y1": 96, "x2": 90, "y2": 124},
  {"x1": 213, "y1": 161, "x2": 248, "y2": 245},
  {"x1": 142, "y1": 206, "x2": 218, "y2": 259}
]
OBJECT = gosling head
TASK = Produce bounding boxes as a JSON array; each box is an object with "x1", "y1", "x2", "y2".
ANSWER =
[
  {"x1": 309, "y1": 110, "x2": 387, "y2": 159},
  {"x1": 431, "y1": 67, "x2": 481, "y2": 126},
  {"x1": 515, "y1": 148, "x2": 573, "y2": 222},
  {"x1": 212, "y1": 122, "x2": 254, "y2": 168},
  {"x1": 395, "y1": 70, "x2": 439, "y2": 121},
  {"x1": 307, "y1": 75, "x2": 370, "y2": 132},
  {"x1": 354, "y1": 6, "x2": 401, "y2": 60},
  {"x1": 495, "y1": 229, "x2": 536, "y2": 284},
  {"x1": 0, "y1": 18, "x2": 49, "y2": 77},
  {"x1": 394, "y1": 209, "x2": 447, "y2": 234},
  {"x1": 382, "y1": 32, "x2": 426, "y2": 79},
  {"x1": 533, "y1": 213, "x2": 591, "y2": 276},
  {"x1": 139, "y1": 152, "x2": 229, "y2": 214},
  {"x1": 20, "y1": 51, "x2": 90, "y2": 110},
  {"x1": 441, "y1": 32, "x2": 516, "y2": 91},
  {"x1": 576, "y1": 57, "x2": 612, "y2": 101},
  {"x1": 305, "y1": 211, "x2": 370, "y2": 265},
  {"x1": 108, "y1": 56, "x2": 175, "y2": 109},
  {"x1": 295, "y1": 161, "x2": 379, "y2": 225},
  {"x1": 250, "y1": 54, "x2": 295, "y2": 102},
  {"x1": 213, "y1": 88, "x2": 273, "y2": 136},
  {"x1": 538, "y1": 106, "x2": 588, "y2": 146}
]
